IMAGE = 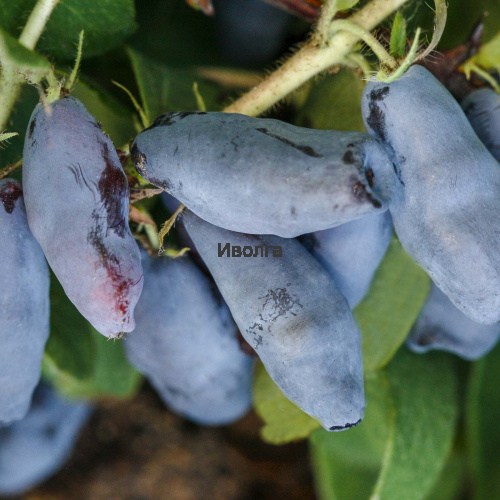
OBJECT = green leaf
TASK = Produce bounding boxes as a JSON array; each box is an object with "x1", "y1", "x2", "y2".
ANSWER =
[
  {"x1": 0, "y1": 0, "x2": 136, "y2": 60},
  {"x1": 311, "y1": 349, "x2": 458, "y2": 500},
  {"x1": 253, "y1": 363, "x2": 321, "y2": 444},
  {"x1": 370, "y1": 349, "x2": 458, "y2": 500},
  {"x1": 41, "y1": 0, "x2": 136, "y2": 60},
  {"x1": 294, "y1": 68, "x2": 365, "y2": 132},
  {"x1": 310, "y1": 373, "x2": 392, "y2": 500},
  {"x1": 424, "y1": 450, "x2": 464, "y2": 500},
  {"x1": 466, "y1": 342, "x2": 500, "y2": 500},
  {"x1": 0, "y1": 0, "x2": 32, "y2": 35},
  {"x1": 127, "y1": 47, "x2": 225, "y2": 122},
  {"x1": 355, "y1": 237, "x2": 430, "y2": 372},
  {"x1": 42, "y1": 273, "x2": 141, "y2": 400},
  {"x1": 390, "y1": 12, "x2": 407, "y2": 58}
]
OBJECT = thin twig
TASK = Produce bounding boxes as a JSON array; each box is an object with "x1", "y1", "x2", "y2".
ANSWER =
[{"x1": 0, "y1": 159, "x2": 22, "y2": 180}]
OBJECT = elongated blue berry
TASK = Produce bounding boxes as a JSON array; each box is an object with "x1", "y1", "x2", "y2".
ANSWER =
[
  {"x1": 23, "y1": 97, "x2": 143, "y2": 338},
  {"x1": 407, "y1": 284, "x2": 500, "y2": 360},
  {"x1": 461, "y1": 88, "x2": 500, "y2": 162},
  {"x1": 0, "y1": 179, "x2": 49, "y2": 425},
  {"x1": 183, "y1": 210, "x2": 365, "y2": 431},
  {"x1": 302, "y1": 211, "x2": 393, "y2": 308},
  {"x1": 125, "y1": 250, "x2": 253, "y2": 426},
  {"x1": 0, "y1": 383, "x2": 91, "y2": 496},
  {"x1": 362, "y1": 65, "x2": 500, "y2": 325},
  {"x1": 131, "y1": 111, "x2": 393, "y2": 237}
]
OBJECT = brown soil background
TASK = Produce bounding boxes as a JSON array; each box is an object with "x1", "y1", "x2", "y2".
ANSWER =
[{"x1": 15, "y1": 385, "x2": 315, "y2": 500}]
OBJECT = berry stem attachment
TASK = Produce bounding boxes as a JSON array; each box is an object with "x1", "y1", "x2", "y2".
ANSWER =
[
  {"x1": 329, "y1": 19, "x2": 397, "y2": 70},
  {"x1": 377, "y1": 27, "x2": 421, "y2": 83}
]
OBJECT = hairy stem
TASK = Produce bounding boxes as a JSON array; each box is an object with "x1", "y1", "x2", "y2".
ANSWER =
[
  {"x1": 18, "y1": 0, "x2": 60, "y2": 50},
  {"x1": 224, "y1": 0, "x2": 410, "y2": 117}
]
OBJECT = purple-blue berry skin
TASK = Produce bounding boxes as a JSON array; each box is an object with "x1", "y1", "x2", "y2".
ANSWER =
[
  {"x1": 213, "y1": 0, "x2": 292, "y2": 66},
  {"x1": 125, "y1": 250, "x2": 253, "y2": 426},
  {"x1": 131, "y1": 111, "x2": 394, "y2": 238},
  {"x1": 407, "y1": 284, "x2": 500, "y2": 361},
  {"x1": 183, "y1": 210, "x2": 365, "y2": 432},
  {"x1": 302, "y1": 211, "x2": 393, "y2": 308},
  {"x1": 22, "y1": 97, "x2": 144, "y2": 338},
  {"x1": 0, "y1": 383, "x2": 91, "y2": 497},
  {"x1": 0, "y1": 179, "x2": 50, "y2": 425},
  {"x1": 461, "y1": 88, "x2": 500, "y2": 163},
  {"x1": 362, "y1": 65, "x2": 500, "y2": 325}
]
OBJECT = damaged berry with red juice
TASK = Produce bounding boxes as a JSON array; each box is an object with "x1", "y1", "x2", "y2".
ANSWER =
[{"x1": 22, "y1": 97, "x2": 143, "y2": 338}]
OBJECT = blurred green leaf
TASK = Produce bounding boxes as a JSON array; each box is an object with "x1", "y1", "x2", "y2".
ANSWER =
[
  {"x1": 311, "y1": 349, "x2": 458, "y2": 500},
  {"x1": 130, "y1": 0, "x2": 223, "y2": 67},
  {"x1": 0, "y1": 0, "x2": 136, "y2": 60},
  {"x1": 371, "y1": 349, "x2": 458, "y2": 500},
  {"x1": 338, "y1": 0, "x2": 360, "y2": 10},
  {"x1": 128, "y1": 47, "x2": 224, "y2": 122},
  {"x1": 73, "y1": 332, "x2": 142, "y2": 399},
  {"x1": 356, "y1": 237, "x2": 430, "y2": 372},
  {"x1": 253, "y1": 363, "x2": 321, "y2": 444},
  {"x1": 45, "y1": 0, "x2": 136, "y2": 60},
  {"x1": 469, "y1": 31, "x2": 500, "y2": 72},
  {"x1": 43, "y1": 272, "x2": 96, "y2": 381},
  {"x1": 390, "y1": 12, "x2": 407, "y2": 58},
  {"x1": 0, "y1": 0, "x2": 32, "y2": 34},
  {"x1": 42, "y1": 273, "x2": 141, "y2": 400},
  {"x1": 439, "y1": 0, "x2": 500, "y2": 49},
  {"x1": 294, "y1": 68, "x2": 365, "y2": 132},
  {"x1": 466, "y1": 342, "x2": 500, "y2": 500},
  {"x1": 424, "y1": 450, "x2": 464, "y2": 500},
  {"x1": 310, "y1": 373, "x2": 392, "y2": 500},
  {"x1": 0, "y1": 29, "x2": 50, "y2": 80}
]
